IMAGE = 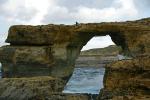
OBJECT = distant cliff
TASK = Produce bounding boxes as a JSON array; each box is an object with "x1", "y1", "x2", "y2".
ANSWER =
[
  {"x1": 76, "y1": 45, "x2": 121, "y2": 68},
  {"x1": 80, "y1": 45, "x2": 121, "y2": 56}
]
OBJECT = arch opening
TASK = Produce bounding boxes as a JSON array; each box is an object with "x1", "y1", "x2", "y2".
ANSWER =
[{"x1": 63, "y1": 35, "x2": 122, "y2": 94}]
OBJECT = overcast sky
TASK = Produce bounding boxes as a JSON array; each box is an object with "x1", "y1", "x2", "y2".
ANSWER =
[{"x1": 0, "y1": 0, "x2": 150, "y2": 50}]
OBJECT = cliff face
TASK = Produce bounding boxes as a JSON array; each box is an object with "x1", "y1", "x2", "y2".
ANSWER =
[
  {"x1": 0, "y1": 18, "x2": 150, "y2": 99},
  {"x1": 98, "y1": 55, "x2": 150, "y2": 100},
  {"x1": 80, "y1": 45, "x2": 121, "y2": 56},
  {"x1": 1, "y1": 18, "x2": 150, "y2": 79}
]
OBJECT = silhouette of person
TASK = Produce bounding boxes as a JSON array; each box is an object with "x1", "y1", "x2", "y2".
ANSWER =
[{"x1": 76, "y1": 21, "x2": 79, "y2": 26}]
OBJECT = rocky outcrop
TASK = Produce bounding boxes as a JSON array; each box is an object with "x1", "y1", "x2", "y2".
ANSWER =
[
  {"x1": 1, "y1": 18, "x2": 150, "y2": 79},
  {"x1": 0, "y1": 76, "x2": 65, "y2": 100},
  {"x1": 98, "y1": 55, "x2": 150, "y2": 100},
  {"x1": 0, "y1": 18, "x2": 150, "y2": 99},
  {"x1": 0, "y1": 46, "x2": 53, "y2": 77},
  {"x1": 0, "y1": 76, "x2": 93, "y2": 100}
]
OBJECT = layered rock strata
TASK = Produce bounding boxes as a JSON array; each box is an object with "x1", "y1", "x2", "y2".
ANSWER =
[
  {"x1": 0, "y1": 18, "x2": 149, "y2": 99},
  {"x1": 1, "y1": 18, "x2": 150, "y2": 79},
  {"x1": 0, "y1": 76, "x2": 93, "y2": 100},
  {"x1": 98, "y1": 55, "x2": 150, "y2": 100}
]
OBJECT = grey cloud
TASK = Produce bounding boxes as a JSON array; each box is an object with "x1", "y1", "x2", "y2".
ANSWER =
[
  {"x1": 0, "y1": 0, "x2": 8, "y2": 12},
  {"x1": 134, "y1": 0, "x2": 150, "y2": 10},
  {"x1": 134, "y1": 0, "x2": 150, "y2": 17},
  {"x1": 14, "y1": 7, "x2": 38, "y2": 22},
  {"x1": 57, "y1": 0, "x2": 113, "y2": 10},
  {"x1": 42, "y1": 11, "x2": 75, "y2": 24},
  {"x1": 0, "y1": 0, "x2": 7, "y2": 4},
  {"x1": 0, "y1": 0, "x2": 38, "y2": 23},
  {"x1": 1, "y1": 0, "x2": 150, "y2": 26},
  {"x1": 42, "y1": 0, "x2": 114, "y2": 24},
  {"x1": 2, "y1": 8, "x2": 38, "y2": 23}
]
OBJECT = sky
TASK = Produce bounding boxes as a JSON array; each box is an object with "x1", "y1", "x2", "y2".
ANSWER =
[{"x1": 0, "y1": 0, "x2": 150, "y2": 50}]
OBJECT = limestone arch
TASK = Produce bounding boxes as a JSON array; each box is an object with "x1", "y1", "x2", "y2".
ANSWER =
[{"x1": 0, "y1": 18, "x2": 149, "y2": 82}]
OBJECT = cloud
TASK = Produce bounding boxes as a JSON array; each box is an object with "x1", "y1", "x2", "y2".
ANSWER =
[
  {"x1": 0, "y1": 0, "x2": 150, "y2": 49},
  {"x1": 81, "y1": 35, "x2": 115, "y2": 51},
  {"x1": 56, "y1": 0, "x2": 113, "y2": 10},
  {"x1": 42, "y1": 0, "x2": 138, "y2": 24},
  {"x1": 0, "y1": 0, "x2": 53, "y2": 25},
  {"x1": 1, "y1": 0, "x2": 150, "y2": 25},
  {"x1": 133, "y1": 0, "x2": 150, "y2": 17},
  {"x1": 25, "y1": 0, "x2": 53, "y2": 24},
  {"x1": 42, "y1": 6, "x2": 74, "y2": 24},
  {"x1": 0, "y1": 0, "x2": 7, "y2": 4},
  {"x1": 0, "y1": 0, "x2": 36, "y2": 24}
]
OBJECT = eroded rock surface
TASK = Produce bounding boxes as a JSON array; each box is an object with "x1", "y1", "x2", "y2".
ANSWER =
[
  {"x1": 0, "y1": 18, "x2": 150, "y2": 99},
  {"x1": 0, "y1": 76, "x2": 65, "y2": 100},
  {"x1": 98, "y1": 55, "x2": 150, "y2": 100},
  {"x1": 0, "y1": 76, "x2": 94, "y2": 100},
  {"x1": 1, "y1": 18, "x2": 150, "y2": 79},
  {"x1": 0, "y1": 46, "x2": 53, "y2": 77}
]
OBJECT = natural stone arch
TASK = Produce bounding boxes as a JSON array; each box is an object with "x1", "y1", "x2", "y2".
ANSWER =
[
  {"x1": 0, "y1": 18, "x2": 149, "y2": 82},
  {"x1": 0, "y1": 18, "x2": 149, "y2": 100}
]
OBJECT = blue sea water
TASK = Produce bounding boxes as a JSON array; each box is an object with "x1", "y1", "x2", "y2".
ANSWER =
[{"x1": 63, "y1": 67, "x2": 105, "y2": 94}]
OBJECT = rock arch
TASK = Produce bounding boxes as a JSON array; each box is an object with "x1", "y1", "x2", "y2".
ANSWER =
[
  {"x1": 0, "y1": 18, "x2": 150, "y2": 99},
  {"x1": 0, "y1": 18, "x2": 149, "y2": 81}
]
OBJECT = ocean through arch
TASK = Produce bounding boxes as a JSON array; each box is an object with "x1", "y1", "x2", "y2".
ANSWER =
[{"x1": 63, "y1": 35, "x2": 120, "y2": 94}]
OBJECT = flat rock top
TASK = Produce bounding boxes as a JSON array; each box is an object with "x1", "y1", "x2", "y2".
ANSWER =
[{"x1": 6, "y1": 18, "x2": 150, "y2": 45}]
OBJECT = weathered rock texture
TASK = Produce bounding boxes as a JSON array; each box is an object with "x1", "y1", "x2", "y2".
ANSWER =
[
  {"x1": 98, "y1": 55, "x2": 150, "y2": 100},
  {"x1": 0, "y1": 46, "x2": 53, "y2": 78},
  {"x1": 0, "y1": 76, "x2": 64, "y2": 99},
  {"x1": 1, "y1": 18, "x2": 150, "y2": 79},
  {"x1": 0, "y1": 76, "x2": 92, "y2": 100},
  {"x1": 0, "y1": 18, "x2": 150, "y2": 99}
]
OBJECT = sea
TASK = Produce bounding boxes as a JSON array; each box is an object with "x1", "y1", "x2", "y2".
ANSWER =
[{"x1": 63, "y1": 67, "x2": 105, "y2": 94}]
